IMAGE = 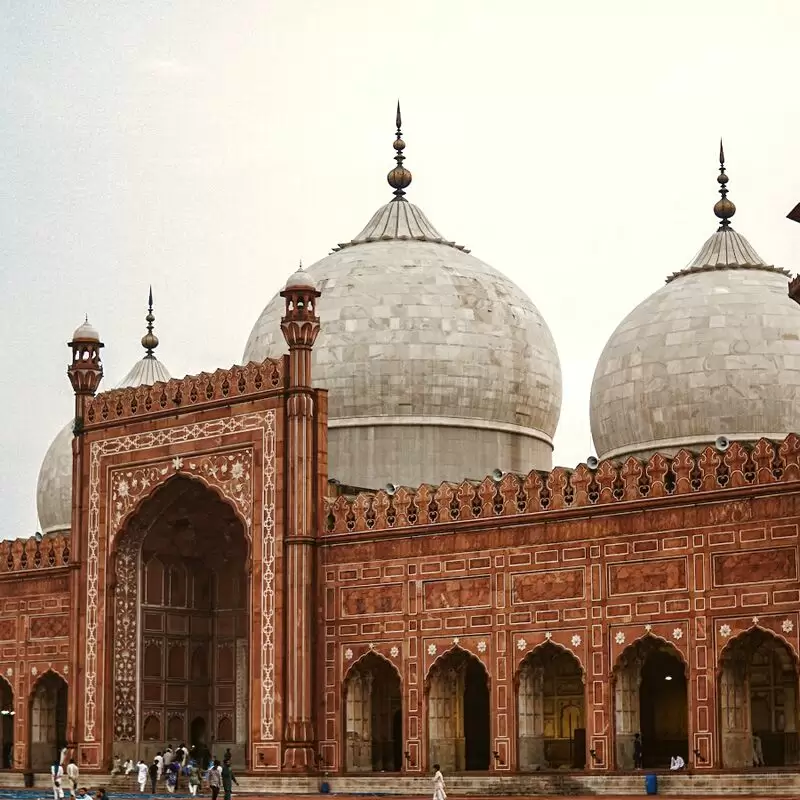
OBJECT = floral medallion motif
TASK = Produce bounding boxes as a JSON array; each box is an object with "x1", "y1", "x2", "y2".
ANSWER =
[
  {"x1": 427, "y1": 643, "x2": 437, "y2": 656},
  {"x1": 516, "y1": 638, "x2": 527, "y2": 651},
  {"x1": 390, "y1": 646, "x2": 399, "y2": 658},
  {"x1": 344, "y1": 648, "x2": 353, "y2": 661},
  {"x1": 672, "y1": 627, "x2": 683, "y2": 640},
  {"x1": 719, "y1": 624, "x2": 732, "y2": 638},
  {"x1": 615, "y1": 631, "x2": 626, "y2": 645},
  {"x1": 783, "y1": 619, "x2": 794, "y2": 634},
  {"x1": 571, "y1": 634, "x2": 582, "y2": 647},
  {"x1": 477, "y1": 641, "x2": 487, "y2": 653}
]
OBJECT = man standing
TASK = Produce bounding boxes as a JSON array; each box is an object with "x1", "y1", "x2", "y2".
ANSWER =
[
  {"x1": 633, "y1": 733, "x2": 643, "y2": 769},
  {"x1": 221, "y1": 760, "x2": 239, "y2": 800},
  {"x1": 66, "y1": 758, "x2": 79, "y2": 799},
  {"x1": 148, "y1": 759, "x2": 159, "y2": 794}
]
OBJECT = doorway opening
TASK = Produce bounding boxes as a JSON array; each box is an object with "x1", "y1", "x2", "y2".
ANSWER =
[
  {"x1": 518, "y1": 642, "x2": 585, "y2": 770},
  {"x1": 427, "y1": 648, "x2": 490, "y2": 772},
  {"x1": 344, "y1": 652, "x2": 402, "y2": 772}
]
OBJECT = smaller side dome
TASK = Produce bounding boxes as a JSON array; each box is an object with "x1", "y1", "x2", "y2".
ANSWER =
[
  {"x1": 285, "y1": 265, "x2": 317, "y2": 291},
  {"x1": 36, "y1": 421, "x2": 75, "y2": 535},
  {"x1": 72, "y1": 316, "x2": 100, "y2": 342}
]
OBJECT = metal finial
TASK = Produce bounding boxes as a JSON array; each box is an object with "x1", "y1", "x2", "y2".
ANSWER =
[
  {"x1": 141, "y1": 286, "x2": 159, "y2": 357},
  {"x1": 714, "y1": 138, "x2": 736, "y2": 229},
  {"x1": 387, "y1": 101, "x2": 412, "y2": 200}
]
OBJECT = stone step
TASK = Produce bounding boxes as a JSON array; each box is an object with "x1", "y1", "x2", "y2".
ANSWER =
[{"x1": 6, "y1": 770, "x2": 800, "y2": 796}]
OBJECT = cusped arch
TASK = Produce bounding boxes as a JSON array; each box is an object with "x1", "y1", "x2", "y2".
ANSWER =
[
  {"x1": 29, "y1": 668, "x2": 68, "y2": 698},
  {"x1": 613, "y1": 632, "x2": 688, "y2": 674},
  {"x1": 343, "y1": 649, "x2": 403, "y2": 687},
  {"x1": 110, "y1": 472, "x2": 253, "y2": 557},
  {"x1": 424, "y1": 644, "x2": 489, "y2": 689},
  {"x1": 717, "y1": 624, "x2": 800, "y2": 674},
  {"x1": 515, "y1": 639, "x2": 586, "y2": 683}
]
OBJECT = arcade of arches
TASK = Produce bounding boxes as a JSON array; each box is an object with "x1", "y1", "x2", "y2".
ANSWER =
[
  {"x1": 115, "y1": 477, "x2": 249, "y2": 765},
  {"x1": 614, "y1": 638, "x2": 688, "y2": 769},
  {"x1": 518, "y1": 643, "x2": 585, "y2": 770},
  {"x1": 720, "y1": 629, "x2": 800, "y2": 767}
]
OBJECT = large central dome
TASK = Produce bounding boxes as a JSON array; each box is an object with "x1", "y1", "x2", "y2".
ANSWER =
[{"x1": 243, "y1": 110, "x2": 561, "y2": 489}]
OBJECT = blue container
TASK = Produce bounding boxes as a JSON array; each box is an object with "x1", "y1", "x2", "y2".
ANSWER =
[
  {"x1": 645, "y1": 772, "x2": 658, "y2": 795},
  {"x1": 320, "y1": 781, "x2": 331, "y2": 794}
]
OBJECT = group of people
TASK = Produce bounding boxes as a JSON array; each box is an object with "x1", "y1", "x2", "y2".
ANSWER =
[
  {"x1": 132, "y1": 746, "x2": 239, "y2": 798},
  {"x1": 50, "y1": 757, "x2": 109, "y2": 800},
  {"x1": 52, "y1": 747, "x2": 239, "y2": 800}
]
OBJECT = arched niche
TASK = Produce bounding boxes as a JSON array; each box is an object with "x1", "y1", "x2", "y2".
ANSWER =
[
  {"x1": 0, "y1": 677, "x2": 14, "y2": 768},
  {"x1": 719, "y1": 627, "x2": 800, "y2": 767},
  {"x1": 29, "y1": 671, "x2": 67, "y2": 770},
  {"x1": 111, "y1": 476, "x2": 249, "y2": 768},
  {"x1": 613, "y1": 636, "x2": 688, "y2": 769},
  {"x1": 426, "y1": 647, "x2": 490, "y2": 772},
  {"x1": 343, "y1": 652, "x2": 402, "y2": 773},
  {"x1": 517, "y1": 642, "x2": 586, "y2": 770}
]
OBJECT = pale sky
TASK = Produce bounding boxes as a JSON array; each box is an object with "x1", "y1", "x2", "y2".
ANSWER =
[{"x1": 2, "y1": 0, "x2": 800, "y2": 538}]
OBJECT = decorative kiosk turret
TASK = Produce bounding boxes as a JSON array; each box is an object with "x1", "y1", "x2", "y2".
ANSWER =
[{"x1": 280, "y1": 266, "x2": 323, "y2": 771}]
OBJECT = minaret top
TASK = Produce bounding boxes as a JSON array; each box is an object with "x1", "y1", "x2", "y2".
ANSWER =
[
  {"x1": 713, "y1": 139, "x2": 736, "y2": 229},
  {"x1": 386, "y1": 101, "x2": 412, "y2": 200},
  {"x1": 141, "y1": 286, "x2": 159, "y2": 357}
]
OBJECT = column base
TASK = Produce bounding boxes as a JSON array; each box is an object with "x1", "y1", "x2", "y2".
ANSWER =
[{"x1": 282, "y1": 744, "x2": 317, "y2": 772}]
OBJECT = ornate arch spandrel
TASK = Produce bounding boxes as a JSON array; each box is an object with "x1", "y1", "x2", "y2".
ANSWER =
[
  {"x1": 85, "y1": 411, "x2": 276, "y2": 744},
  {"x1": 111, "y1": 458, "x2": 253, "y2": 742}
]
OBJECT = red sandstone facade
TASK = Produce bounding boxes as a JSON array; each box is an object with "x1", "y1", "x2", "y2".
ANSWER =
[{"x1": 4, "y1": 281, "x2": 800, "y2": 775}]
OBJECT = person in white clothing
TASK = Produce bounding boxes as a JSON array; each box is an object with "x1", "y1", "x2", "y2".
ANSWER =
[
  {"x1": 137, "y1": 760, "x2": 149, "y2": 793},
  {"x1": 51, "y1": 760, "x2": 65, "y2": 800},
  {"x1": 66, "y1": 758, "x2": 79, "y2": 799},
  {"x1": 432, "y1": 764, "x2": 446, "y2": 800},
  {"x1": 670, "y1": 755, "x2": 685, "y2": 770},
  {"x1": 125, "y1": 758, "x2": 135, "y2": 775}
]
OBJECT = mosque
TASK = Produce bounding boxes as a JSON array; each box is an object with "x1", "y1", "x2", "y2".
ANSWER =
[{"x1": 5, "y1": 107, "x2": 800, "y2": 781}]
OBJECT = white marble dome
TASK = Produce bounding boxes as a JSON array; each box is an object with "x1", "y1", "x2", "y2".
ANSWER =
[
  {"x1": 36, "y1": 420, "x2": 75, "y2": 535},
  {"x1": 244, "y1": 198, "x2": 562, "y2": 488},
  {"x1": 591, "y1": 225, "x2": 800, "y2": 461}
]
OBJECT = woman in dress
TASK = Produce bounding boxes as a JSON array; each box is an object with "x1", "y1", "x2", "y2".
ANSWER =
[{"x1": 432, "y1": 764, "x2": 446, "y2": 800}]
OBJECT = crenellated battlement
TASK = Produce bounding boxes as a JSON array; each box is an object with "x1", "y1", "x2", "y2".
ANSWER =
[
  {"x1": 0, "y1": 532, "x2": 70, "y2": 573},
  {"x1": 84, "y1": 358, "x2": 285, "y2": 427},
  {"x1": 324, "y1": 434, "x2": 800, "y2": 534}
]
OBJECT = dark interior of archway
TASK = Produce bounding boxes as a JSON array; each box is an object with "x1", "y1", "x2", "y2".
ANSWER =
[
  {"x1": 29, "y1": 673, "x2": 67, "y2": 771},
  {"x1": 640, "y1": 648, "x2": 688, "y2": 767},
  {"x1": 0, "y1": 680, "x2": 12, "y2": 768},
  {"x1": 358, "y1": 654, "x2": 403, "y2": 771},
  {"x1": 725, "y1": 629, "x2": 800, "y2": 766},
  {"x1": 527, "y1": 644, "x2": 586, "y2": 769},
  {"x1": 133, "y1": 476, "x2": 248, "y2": 764},
  {"x1": 464, "y1": 657, "x2": 490, "y2": 771}
]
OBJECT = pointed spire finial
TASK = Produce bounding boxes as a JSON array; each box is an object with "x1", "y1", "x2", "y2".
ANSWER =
[
  {"x1": 714, "y1": 138, "x2": 736, "y2": 229},
  {"x1": 387, "y1": 100, "x2": 412, "y2": 200},
  {"x1": 141, "y1": 286, "x2": 159, "y2": 357}
]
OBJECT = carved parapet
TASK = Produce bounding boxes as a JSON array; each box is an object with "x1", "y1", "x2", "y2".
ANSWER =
[
  {"x1": 323, "y1": 433, "x2": 800, "y2": 534},
  {"x1": 0, "y1": 532, "x2": 70, "y2": 573},
  {"x1": 84, "y1": 359, "x2": 285, "y2": 426}
]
